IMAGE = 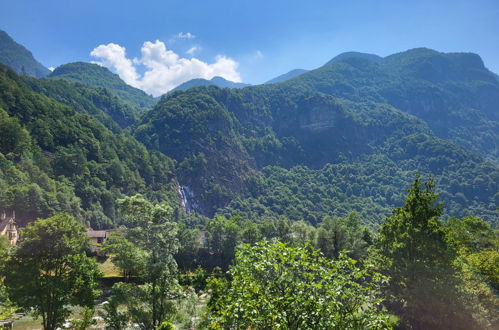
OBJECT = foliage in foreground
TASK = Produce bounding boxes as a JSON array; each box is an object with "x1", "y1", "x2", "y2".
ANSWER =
[
  {"x1": 2, "y1": 214, "x2": 101, "y2": 330},
  {"x1": 101, "y1": 194, "x2": 180, "y2": 329},
  {"x1": 371, "y1": 175, "x2": 498, "y2": 329},
  {"x1": 208, "y1": 241, "x2": 393, "y2": 329}
]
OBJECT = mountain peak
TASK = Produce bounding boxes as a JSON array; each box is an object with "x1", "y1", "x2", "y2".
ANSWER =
[
  {"x1": 326, "y1": 52, "x2": 382, "y2": 66},
  {"x1": 0, "y1": 29, "x2": 51, "y2": 78},
  {"x1": 170, "y1": 76, "x2": 250, "y2": 92},
  {"x1": 49, "y1": 62, "x2": 156, "y2": 109}
]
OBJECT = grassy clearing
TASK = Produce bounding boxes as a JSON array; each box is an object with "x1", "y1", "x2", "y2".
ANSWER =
[{"x1": 97, "y1": 256, "x2": 121, "y2": 278}]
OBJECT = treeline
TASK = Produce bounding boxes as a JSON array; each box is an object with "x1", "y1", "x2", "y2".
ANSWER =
[{"x1": 2, "y1": 176, "x2": 496, "y2": 329}]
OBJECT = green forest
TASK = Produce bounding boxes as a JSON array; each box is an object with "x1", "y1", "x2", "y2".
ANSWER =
[{"x1": 0, "y1": 27, "x2": 497, "y2": 329}]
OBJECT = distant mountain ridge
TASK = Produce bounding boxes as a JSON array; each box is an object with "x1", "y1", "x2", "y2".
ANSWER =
[
  {"x1": 170, "y1": 76, "x2": 250, "y2": 92},
  {"x1": 49, "y1": 62, "x2": 157, "y2": 110},
  {"x1": 0, "y1": 29, "x2": 50, "y2": 78},
  {"x1": 0, "y1": 28, "x2": 497, "y2": 229},
  {"x1": 280, "y1": 48, "x2": 499, "y2": 162},
  {"x1": 135, "y1": 48, "x2": 499, "y2": 224},
  {"x1": 325, "y1": 51, "x2": 382, "y2": 66},
  {"x1": 265, "y1": 69, "x2": 309, "y2": 84}
]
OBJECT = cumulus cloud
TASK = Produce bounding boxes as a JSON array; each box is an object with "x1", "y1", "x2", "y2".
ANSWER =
[
  {"x1": 177, "y1": 32, "x2": 195, "y2": 39},
  {"x1": 90, "y1": 40, "x2": 241, "y2": 97},
  {"x1": 48, "y1": 67, "x2": 55, "y2": 71},
  {"x1": 90, "y1": 43, "x2": 140, "y2": 88}
]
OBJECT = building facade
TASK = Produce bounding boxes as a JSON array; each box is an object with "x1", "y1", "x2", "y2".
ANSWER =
[{"x1": 0, "y1": 211, "x2": 18, "y2": 245}]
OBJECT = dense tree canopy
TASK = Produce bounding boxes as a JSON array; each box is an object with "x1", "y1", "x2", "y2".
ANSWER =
[
  {"x1": 102, "y1": 195, "x2": 180, "y2": 329},
  {"x1": 0, "y1": 64, "x2": 176, "y2": 228},
  {"x1": 2, "y1": 214, "x2": 101, "y2": 330},
  {"x1": 208, "y1": 241, "x2": 393, "y2": 329},
  {"x1": 371, "y1": 176, "x2": 481, "y2": 329}
]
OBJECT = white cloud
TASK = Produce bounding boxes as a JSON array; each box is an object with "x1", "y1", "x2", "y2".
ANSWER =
[
  {"x1": 90, "y1": 40, "x2": 241, "y2": 97},
  {"x1": 90, "y1": 43, "x2": 140, "y2": 88},
  {"x1": 186, "y1": 45, "x2": 200, "y2": 56},
  {"x1": 177, "y1": 32, "x2": 195, "y2": 40},
  {"x1": 48, "y1": 67, "x2": 55, "y2": 71}
]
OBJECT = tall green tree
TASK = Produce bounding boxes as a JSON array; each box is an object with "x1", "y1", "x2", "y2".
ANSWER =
[
  {"x1": 317, "y1": 211, "x2": 371, "y2": 260},
  {"x1": 2, "y1": 214, "x2": 101, "y2": 330},
  {"x1": 105, "y1": 194, "x2": 180, "y2": 328},
  {"x1": 205, "y1": 215, "x2": 241, "y2": 269},
  {"x1": 209, "y1": 240, "x2": 392, "y2": 329},
  {"x1": 371, "y1": 175, "x2": 475, "y2": 329}
]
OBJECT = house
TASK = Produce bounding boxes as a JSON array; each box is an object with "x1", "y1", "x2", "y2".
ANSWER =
[
  {"x1": 85, "y1": 229, "x2": 114, "y2": 245},
  {"x1": 0, "y1": 211, "x2": 19, "y2": 245}
]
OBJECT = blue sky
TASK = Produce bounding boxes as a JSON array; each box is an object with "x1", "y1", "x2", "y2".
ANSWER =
[{"x1": 1, "y1": 0, "x2": 498, "y2": 93}]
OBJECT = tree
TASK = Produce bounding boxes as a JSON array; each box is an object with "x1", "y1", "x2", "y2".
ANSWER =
[
  {"x1": 444, "y1": 216, "x2": 499, "y2": 327},
  {"x1": 317, "y1": 211, "x2": 371, "y2": 260},
  {"x1": 205, "y1": 215, "x2": 241, "y2": 269},
  {"x1": 2, "y1": 214, "x2": 101, "y2": 330},
  {"x1": 209, "y1": 240, "x2": 392, "y2": 329},
  {"x1": 102, "y1": 230, "x2": 147, "y2": 281},
  {"x1": 0, "y1": 234, "x2": 8, "y2": 259},
  {"x1": 0, "y1": 235, "x2": 13, "y2": 319},
  {"x1": 104, "y1": 194, "x2": 179, "y2": 328},
  {"x1": 371, "y1": 175, "x2": 475, "y2": 329},
  {"x1": 444, "y1": 216, "x2": 497, "y2": 254},
  {"x1": 288, "y1": 220, "x2": 317, "y2": 246}
]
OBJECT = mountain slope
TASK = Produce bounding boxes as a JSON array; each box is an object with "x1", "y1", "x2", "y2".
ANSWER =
[
  {"x1": 170, "y1": 76, "x2": 250, "y2": 92},
  {"x1": 25, "y1": 77, "x2": 138, "y2": 130},
  {"x1": 283, "y1": 48, "x2": 499, "y2": 162},
  {"x1": 0, "y1": 30, "x2": 50, "y2": 78},
  {"x1": 136, "y1": 81, "x2": 498, "y2": 225},
  {"x1": 0, "y1": 64, "x2": 176, "y2": 228},
  {"x1": 325, "y1": 51, "x2": 382, "y2": 66},
  {"x1": 265, "y1": 69, "x2": 308, "y2": 84},
  {"x1": 49, "y1": 62, "x2": 157, "y2": 110}
]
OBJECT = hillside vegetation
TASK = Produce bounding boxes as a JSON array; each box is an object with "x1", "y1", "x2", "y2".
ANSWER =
[
  {"x1": 0, "y1": 30, "x2": 50, "y2": 78},
  {"x1": 136, "y1": 48, "x2": 499, "y2": 226},
  {"x1": 49, "y1": 62, "x2": 157, "y2": 110},
  {"x1": 0, "y1": 64, "x2": 176, "y2": 228}
]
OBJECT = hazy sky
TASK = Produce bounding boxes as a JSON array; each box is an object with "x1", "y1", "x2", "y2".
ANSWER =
[{"x1": 1, "y1": 0, "x2": 498, "y2": 93}]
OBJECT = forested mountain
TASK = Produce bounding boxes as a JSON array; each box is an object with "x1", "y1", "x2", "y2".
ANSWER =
[
  {"x1": 25, "y1": 77, "x2": 138, "y2": 129},
  {"x1": 0, "y1": 30, "x2": 50, "y2": 78},
  {"x1": 0, "y1": 64, "x2": 176, "y2": 229},
  {"x1": 283, "y1": 48, "x2": 499, "y2": 162},
  {"x1": 136, "y1": 48, "x2": 499, "y2": 226},
  {"x1": 0, "y1": 37, "x2": 497, "y2": 228},
  {"x1": 265, "y1": 68, "x2": 308, "y2": 84},
  {"x1": 0, "y1": 27, "x2": 498, "y2": 329},
  {"x1": 170, "y1": 76, "x2": 250, "y2": 92},
  {"x1": 49, "y1": 62, "x2": 157, "y2": 110}
]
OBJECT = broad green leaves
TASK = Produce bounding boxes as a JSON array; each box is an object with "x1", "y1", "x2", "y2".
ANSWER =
[
  {"x1": 209, "y1": 241, "x2": 392, "y2": 329},
  {"x1": 2, "y1": 214, "x2": 101, "y2": 330}
]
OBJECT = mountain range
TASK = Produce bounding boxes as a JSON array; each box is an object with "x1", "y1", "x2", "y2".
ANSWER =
[
  {"x1": 170, "y1": 76, "x2": 251, "y2": 92},
  {"x1": 0, "y1": 29, "x2": 497, "y2": 229}
]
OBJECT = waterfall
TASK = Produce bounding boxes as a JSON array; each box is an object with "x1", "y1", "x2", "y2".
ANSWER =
[{"x1": 179, "y1": 185, "x2": 195, "y2": 213}]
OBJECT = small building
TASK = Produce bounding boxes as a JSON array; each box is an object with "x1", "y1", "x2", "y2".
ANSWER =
[
  {"x1": 85, "y1": 230, "x2": 113, "y2": 245},
  {"x1": 0, "y1": 211, "x2": 19, "y2": 245}
]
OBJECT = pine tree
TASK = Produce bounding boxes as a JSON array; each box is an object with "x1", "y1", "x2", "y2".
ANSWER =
[{"x1": 371, "y1": 174, "x2": 476, "y2": 329}]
